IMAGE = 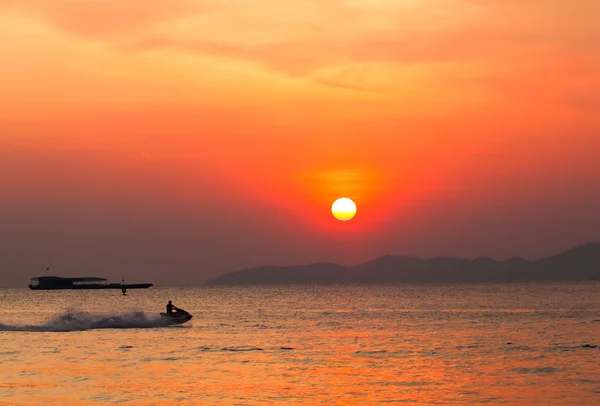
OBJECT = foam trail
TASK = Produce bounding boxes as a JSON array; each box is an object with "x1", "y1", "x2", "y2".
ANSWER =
[{"x1": 0, "y1": 310, "x2": 171, "y2": 332}]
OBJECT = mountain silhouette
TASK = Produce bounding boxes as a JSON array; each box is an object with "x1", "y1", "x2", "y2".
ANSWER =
[{"x1": 206, "y1": 243, "x2": 600, "y2": 285}]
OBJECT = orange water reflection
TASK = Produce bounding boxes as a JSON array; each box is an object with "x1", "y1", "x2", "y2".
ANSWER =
[{"x1": 1, "y1": 285, "x2": 599, "y2": 405}]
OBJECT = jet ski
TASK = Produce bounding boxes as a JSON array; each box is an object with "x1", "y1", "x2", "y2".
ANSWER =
[{"x1": 159, "y1": 308, "x2": 193, "y2": 325}]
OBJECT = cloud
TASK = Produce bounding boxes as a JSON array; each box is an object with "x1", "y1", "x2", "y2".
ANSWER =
[
  {"x1": 103, "y1": 0, "x2": 599, "y2": 89},
  {"x1": 3, "y1": 0, "x2": 598, "y2": 72},
  {"x1": 0, "y1": 0, "x2": 210, "y2": 37},
  {"x1": 2, "y1": 0, "x2": 598, "y2": 106}
]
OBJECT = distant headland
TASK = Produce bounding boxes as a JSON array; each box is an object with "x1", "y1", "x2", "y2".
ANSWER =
[{"x1": 206, "y1": 242, "x2": 600, "y2": 285}]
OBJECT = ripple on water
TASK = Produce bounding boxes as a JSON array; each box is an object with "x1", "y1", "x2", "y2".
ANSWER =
[
  {"x1": 355, "y1": 350, "x2": 387, "y2": 354},
  {"x1": 141, "y1": 356, "x2": 186, "y2": 362},
  {"x1": 551, "y1": 344, "x2": 599, "y2": 352},
  {"x1": 371, "y1": 381, "x2": 441, "y2": 387},
  {"x1": 454, "y1": 344, "x2": 483, "y2": 351},
  {"x1": 502, "y1": 345, "x2": 533, "y2": 352},
  {"x1": 19, "y1": 371, "x2": 39, "y2": 377},
  {"x1": 221, "y1": 346, "x2": 263, "y2": 352},
  {"x1": 316, "y1": 321, "x2": 343, "y2": 327},
  {"x1": 516, "y1": 366, "x2": 562, "y2": 375}
]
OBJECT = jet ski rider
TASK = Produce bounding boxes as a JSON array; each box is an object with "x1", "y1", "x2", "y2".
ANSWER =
[{"x1": 166, "y1": 300, "x2": 180, "y2": 314}]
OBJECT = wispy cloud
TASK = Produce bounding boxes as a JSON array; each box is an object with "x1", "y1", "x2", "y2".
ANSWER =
[{"x1": 0, "y1": 0, "x2": 211, "y2": 37}]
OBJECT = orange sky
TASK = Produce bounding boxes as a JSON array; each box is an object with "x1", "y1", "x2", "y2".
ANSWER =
[{"x1": 1, "y1": 0, "x2": 599, "y2": 286}]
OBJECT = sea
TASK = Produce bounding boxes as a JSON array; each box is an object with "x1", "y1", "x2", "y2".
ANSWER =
[{"x1": 0, "y1": 284, "x2": 599, "y2": 405}]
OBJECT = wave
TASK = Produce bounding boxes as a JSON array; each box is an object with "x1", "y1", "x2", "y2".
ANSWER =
[
  {"x1": 221, "y1": 346, "x2": 263, "y2": 352},
  {"x1": 0, "y1": 310, "x2": 173, "y2": 332}
]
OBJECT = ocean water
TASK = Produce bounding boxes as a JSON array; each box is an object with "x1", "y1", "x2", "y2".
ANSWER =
[{"x1": 0, "y1": 284, "x2": 599, "y2": 405}]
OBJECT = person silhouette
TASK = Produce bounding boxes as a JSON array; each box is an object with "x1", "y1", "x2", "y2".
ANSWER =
[{"x1": 166, "y1": 300, "x2": 180, "y2": 314}]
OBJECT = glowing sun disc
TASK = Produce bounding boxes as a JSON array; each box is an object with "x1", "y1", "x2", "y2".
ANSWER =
[{"x1": 331, "y1": 198, "x2": 357, "y2": 221}]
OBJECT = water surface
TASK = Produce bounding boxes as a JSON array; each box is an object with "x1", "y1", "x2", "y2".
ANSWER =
[{"x1": 1, "y1": 284, "x2": 599, "y2": 404}]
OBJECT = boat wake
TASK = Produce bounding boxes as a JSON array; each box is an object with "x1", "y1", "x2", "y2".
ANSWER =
[{"x1": 0, "y1": 310, "x2": 173, "y2": 332}]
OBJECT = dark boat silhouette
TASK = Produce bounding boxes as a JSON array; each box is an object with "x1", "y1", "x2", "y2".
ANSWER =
[{"x1": 29, "y1": 276, "x2": 153, "y2": 290}]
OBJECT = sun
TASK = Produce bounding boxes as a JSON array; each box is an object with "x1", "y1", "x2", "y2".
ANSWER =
[{"x1": 331, "y1": 197, "x2": 357, "y2": 221}]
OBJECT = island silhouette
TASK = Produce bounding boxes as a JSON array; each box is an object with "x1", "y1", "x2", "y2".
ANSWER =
[{"x1": 206, "y1": 242, "x2": 600, "y2": 285}]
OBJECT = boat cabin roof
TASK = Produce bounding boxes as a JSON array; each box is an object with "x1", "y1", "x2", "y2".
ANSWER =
[{"x1": 31, "y1": 276, "x2": 107, "y2": 282}]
